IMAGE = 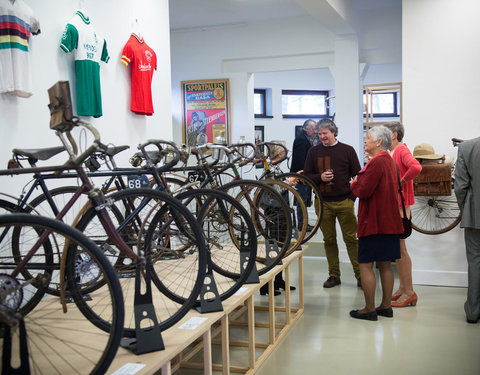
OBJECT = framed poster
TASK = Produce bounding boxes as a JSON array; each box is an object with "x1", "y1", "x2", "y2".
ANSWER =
[
  {"x1": 181, "y1": 78, "x2": 231, "y2": 146},
  {"x1": 254, "y1": 125, "x2": 264, "y2": 169},
  {"x1": 254, "y1": 125, "x2": 264, "y2": 145}
]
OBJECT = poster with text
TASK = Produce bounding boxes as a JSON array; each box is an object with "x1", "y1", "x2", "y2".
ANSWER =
[{"x1": 181, "y1": 79, "x2": 230, "y2": 146}]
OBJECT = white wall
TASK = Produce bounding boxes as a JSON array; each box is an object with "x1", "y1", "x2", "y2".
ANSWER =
[
  {"x1": 403, "y1": 0, "x2": 480, "y2": 286},
  {"x1": 253, "y1": 69, "x2": 335, "y2": 145},
  {"x1": 252, "y1": 63, "x2": 402, "y2": 153},
  {"x1": 170, "y1": 15, "x2": 336, "y2": 147},
  {"x1": 1, "y1": 0, "x2": 172, "y2": 196}
]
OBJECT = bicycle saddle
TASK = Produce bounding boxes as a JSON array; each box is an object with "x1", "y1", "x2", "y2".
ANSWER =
[{"x1": 12, "y1": 146, "x2": 66, "y2": 161}]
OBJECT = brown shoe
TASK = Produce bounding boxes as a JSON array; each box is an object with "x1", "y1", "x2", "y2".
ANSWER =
[{"x1": 323, "y1": 276, "x2": 341, "y2": 288}]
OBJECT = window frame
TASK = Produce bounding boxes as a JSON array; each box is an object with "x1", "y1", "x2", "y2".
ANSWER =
[
  {"x1": 254, "y1": 89, "x2": 271, "y2": 118},
  {"x1": 281, "y1": 89, "x2": 330, "y2": 119},
  {"x1": 363, "y1": 91, "x2": 399, "y2": 118}
]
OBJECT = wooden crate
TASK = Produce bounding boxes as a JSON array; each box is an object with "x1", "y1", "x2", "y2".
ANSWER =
[{"x1": 414, "y1": 163, "x2": 452, "y2": 196}]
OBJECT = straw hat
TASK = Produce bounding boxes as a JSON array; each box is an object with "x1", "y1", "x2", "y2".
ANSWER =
[{"x1": 413, "y1": 143, "x2": 444, "y2": 160}]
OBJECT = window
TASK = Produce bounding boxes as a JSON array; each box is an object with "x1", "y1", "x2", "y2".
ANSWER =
[
  {"x1": 254, "y1": 89, "x2": 266, "y2": 117},
  {"x1": 281, "y1": 90, "x2": 329, "y2": 118},
  {"x1": 363, "y1": 91, "x2": 399, "y2": 117}
]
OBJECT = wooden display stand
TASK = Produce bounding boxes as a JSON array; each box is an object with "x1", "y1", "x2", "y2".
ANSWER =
[{"x1": 109, "y1": 247, "x2": 305, "y2": 375}]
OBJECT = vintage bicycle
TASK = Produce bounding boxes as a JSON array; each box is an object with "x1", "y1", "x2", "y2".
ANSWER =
[
  {"x1": 0, "y1": 117, "x2": 209, "y2": 363},
  {"x1": 410, "y1": 138, "x2": 463, "y2": 234}
]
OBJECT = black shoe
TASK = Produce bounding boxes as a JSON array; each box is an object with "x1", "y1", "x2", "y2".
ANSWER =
[
  {"x1": 274, "y1": 279, "x2": 296, "y2": 291},
  {"x1": 357, "y1": 278, "x2": 362, "y2": 288},
  {"x1": 323, "y1": 276, "x2": 341, "y2": 288},
  {"x1": 350, "y1": 309, "x2": 378, "y2": 321},
  {"x1": 466, "y1": 318, "x2": 479, "y2": 324},
  {"x1": 260, "y1": 285, "x2": 281, "y2": 296},
  {"x1": 376, "y1": 307, "x2": 393, "y2": 318}
]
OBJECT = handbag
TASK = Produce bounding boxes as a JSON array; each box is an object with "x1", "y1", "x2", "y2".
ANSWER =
[
  {"x1": 47, "y1": 81, "x2": 74, "y2": 131},
  {"x1": 395, "y1": 163, "x2": 412, "y2": 239}
]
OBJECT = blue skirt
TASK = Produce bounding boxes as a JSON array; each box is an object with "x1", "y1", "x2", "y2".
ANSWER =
[{"x1": 358, "y1": 234, "x2": 401, "y2": 263}]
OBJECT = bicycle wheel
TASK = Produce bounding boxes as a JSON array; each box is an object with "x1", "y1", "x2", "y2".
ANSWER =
[
  {"x1": 0, "y1": 200, "x2": 53, "y2": 310},
  {"x1": 411, "y1": 192, "x2": 462, "y2": 234},
  {"x1": 275, "y1": 172, "x2": 323, "y2": 242},
  {"x1": 0, "y1": 213, "x2": 124, "y2": 375},
  {"x1": 259, "y1": 179, "x2": 307, "y2": 257},
  {"x1": 75, "y1": 188, "x2": 207, "y2": 333},
  {"x1": 16, "y1": 186, "x2": 92, "y2": 297},
  {"x1": 220, "y1": 179, "x2": 292, "y2": 275},
  {"x1": 27, "y1": 185, "x2": 90, "y2": 224},
  {"x1": 174, "y1": 189, "x2": 257, "y2": 301}
]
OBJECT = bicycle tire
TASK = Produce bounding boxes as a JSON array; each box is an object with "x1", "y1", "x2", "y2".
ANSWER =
[
  {"x1": 16, "y1": 186, "x2": 93, "y2": 297},
  {"x1": 411, "y1": 192, "x2": 462, "y2": 234},
  {"x1": 219, "y1": 179, "x2": 292, "y2": 275},
  {"x1": 258, "y1": 179, "x2": 307, "y2": 257},
  {"x1": 0, "y1": 198, "x2": 21, "y2": 213},
  {"x1": 0, "y1": 200, "x2": 52, "y2": 313},
  {"x1": 174, "y1": 188, "x2": 257, "y2": 301},
  {"x1": 0, "y1": 213, "x2": 124, "y2": 375},
  {"x1": 75, "y1": 188, "x2": 207, "y2": 333},
  {"x1": 275, "y1": 172, "x2": 323, "y2": 242}
]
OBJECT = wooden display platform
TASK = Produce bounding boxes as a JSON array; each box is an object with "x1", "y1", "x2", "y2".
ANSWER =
[{"x1": 109, "y1": 246, "x2": 305, "y2": 375}]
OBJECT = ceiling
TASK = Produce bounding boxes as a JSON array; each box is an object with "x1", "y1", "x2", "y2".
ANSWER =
[{"x1": 169, "y1": 0, "x2": 402, "y2": 32}]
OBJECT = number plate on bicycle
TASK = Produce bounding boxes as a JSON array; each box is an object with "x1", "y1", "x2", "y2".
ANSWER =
[
  {"x1": 187, "y1": 171, "x2": 206, "y2": 183},
  {"x1": 127, "y1": 175, "x2": 150, "y2": 188}
]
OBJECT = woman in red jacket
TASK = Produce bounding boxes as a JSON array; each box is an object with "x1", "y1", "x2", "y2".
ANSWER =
[
  {"x1": 349, "y1": 126, "x2": 403, "y2": 321},
  {"x1": 384, "y1": 122, "x2": 422, "y2": 307}
]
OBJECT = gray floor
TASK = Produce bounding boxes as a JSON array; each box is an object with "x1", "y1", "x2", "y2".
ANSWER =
[{"x1": 255, "y1": 255, "x2": 480, "y2": 375}]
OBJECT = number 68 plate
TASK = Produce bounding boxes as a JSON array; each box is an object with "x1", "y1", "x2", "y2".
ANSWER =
[{"x1": 127, "y1": 175, "x2": 150, "y2": 188}]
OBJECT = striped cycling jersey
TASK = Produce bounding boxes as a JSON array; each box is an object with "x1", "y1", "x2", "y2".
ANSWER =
[
  {"x1": 0, "y1": 0, "x2": 40, "y2": 97},
  {"x1": 60, "y1": 10, "x2": 109, "y2": 117}
]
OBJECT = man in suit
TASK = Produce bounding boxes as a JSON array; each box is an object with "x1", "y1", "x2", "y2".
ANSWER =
[
  {"x1": 290, "y1": 119, "x2": 317, "y2": 230},
  {"x1": 454, "y1": 136, "x2": 480, "y2": 324}
]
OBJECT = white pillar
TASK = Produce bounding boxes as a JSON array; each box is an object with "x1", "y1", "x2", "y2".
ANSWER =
[
  {"x1": 329, "y1": 35, "x2": 363, "y2": 157},
  {"x1": 228, "y1": 72, "x2": 255, "y2": 144}
]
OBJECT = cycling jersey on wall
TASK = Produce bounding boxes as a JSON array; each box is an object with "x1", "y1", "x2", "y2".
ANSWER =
[
  {"x1": 121, "y1": 33, "x2": 157, "y2": 115},
  {"x1": 60, "y1": 10, "x2": 109, "y2": 117},
  {"x1": 0, "y1": 0, "x2": 40, "y2": 97}
]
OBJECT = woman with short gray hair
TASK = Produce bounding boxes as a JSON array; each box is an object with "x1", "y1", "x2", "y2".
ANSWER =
[
  {"x1": 349, "y1": 125, "x2": 403, "y2": 320},
  {"x1": 367, "y1": 125, "x2": 393, "y2": 153}
]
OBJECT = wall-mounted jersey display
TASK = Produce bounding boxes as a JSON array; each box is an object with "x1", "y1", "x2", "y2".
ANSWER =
[
  {"x1": 60, "y1": 10, "x2": 109, "y2": 117},
  {"x1": 0, "y1": 0, "x2": 40, "y2": 97},
  {"x1": 121, "y1": 33, "x2": 157, "y2": 115}
]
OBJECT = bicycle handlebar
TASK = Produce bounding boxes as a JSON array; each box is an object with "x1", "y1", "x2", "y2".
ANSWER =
[
  {"x1": 228, "y1": 142, "x2": 256, "y2": 167},
  {"x1": 55, "y1": 120, "x2": 101, "y2": 167},
  {"x1": 204, "y1": 143, "x2": 232, "y2": 156},
  {"x1": 256, "y1": 141, "x2": 289, "y2": 166},
  {"x1": 188, "y1": 143, "x2": 232, "y2": 167},
  {"x1": 137, "y1": 139, "x2": 181, "y2": 172}
]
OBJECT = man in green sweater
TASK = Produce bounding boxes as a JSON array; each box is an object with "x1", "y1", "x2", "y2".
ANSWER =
[{"x1": 304, "y1": 119, "x2": 362, "y2": 288}]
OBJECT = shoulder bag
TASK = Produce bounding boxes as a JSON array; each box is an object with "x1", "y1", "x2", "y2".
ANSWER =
[{"x1": 395, "y1": 163, "x2": 412, "y2": 239}]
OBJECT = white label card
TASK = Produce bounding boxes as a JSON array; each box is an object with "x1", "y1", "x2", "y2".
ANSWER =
[
  {"x1": 178, "y1": 316, "x2": 208, "y2": 330},
  {"x1": 111, "y1": 363, "x2": 146, "y2": 375}
]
